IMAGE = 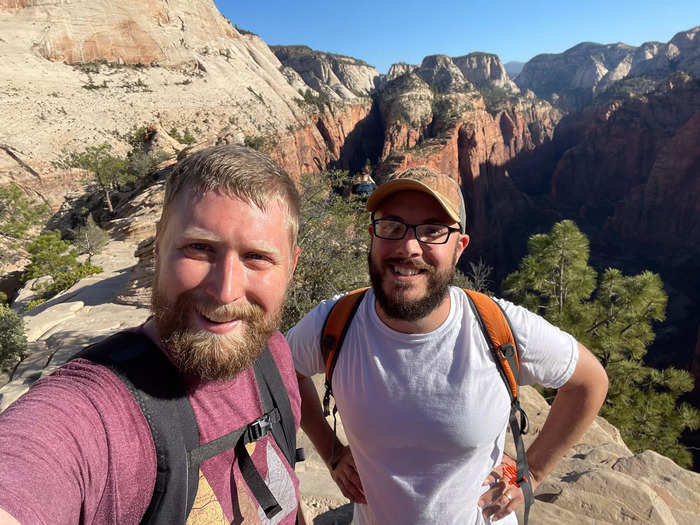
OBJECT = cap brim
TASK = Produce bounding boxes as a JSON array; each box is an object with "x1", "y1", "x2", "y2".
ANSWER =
[{"x1": 366, "y1": 179, "x2": 461, "y2": 225}]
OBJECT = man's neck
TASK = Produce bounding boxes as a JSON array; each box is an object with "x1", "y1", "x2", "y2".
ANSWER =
[
  {"x1": 142, "y1": 317, "x2": 163, "y2": 349},
  {"x1": 374, "y1": 292, "x2": 452, "y2": 334}
]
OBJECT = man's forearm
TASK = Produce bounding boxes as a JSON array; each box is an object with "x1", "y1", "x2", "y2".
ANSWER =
[
  {"x1": 525, "y1": 343, "x2": 608, "y2": 486},
  {"x1": 297, "y1": 373, "x2": 344, "y2": 467}
]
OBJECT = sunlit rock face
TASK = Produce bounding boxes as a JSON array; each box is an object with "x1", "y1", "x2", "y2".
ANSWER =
[
  {"x1": 272, "y1": 45, "x2": 379, "y2": 100},
  {"x1": 516, "y1": 26, "x2": 700, "y2": 110}
]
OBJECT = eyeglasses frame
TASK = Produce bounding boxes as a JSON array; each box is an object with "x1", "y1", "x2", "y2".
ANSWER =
[{"x1": 370, "y1": 216, "x2": 462, "y2": 245}]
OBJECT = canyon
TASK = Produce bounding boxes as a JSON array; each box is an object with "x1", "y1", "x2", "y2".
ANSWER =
[{"x1": 1, "y1": 1, "x2": 699, "y2": 522}]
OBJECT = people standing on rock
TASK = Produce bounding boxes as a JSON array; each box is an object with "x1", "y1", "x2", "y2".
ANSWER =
[
  {"x1": 287, "y1": 165, "x2": 609, "y2": 524},
  {"x1": 0, "y1": 145, "x2": 306, "y2": 525}
]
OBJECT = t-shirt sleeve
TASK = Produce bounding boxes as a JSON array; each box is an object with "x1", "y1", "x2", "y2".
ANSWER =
[
  {"x1": 285, "y1": 295, "x2": 343, "y2": 378},
  {"x1": 0, "y1": 360, "x2": 156, "y2": 525},
  {"x1": 496, "y1": 298, "x2": 579, "y2": 389}
]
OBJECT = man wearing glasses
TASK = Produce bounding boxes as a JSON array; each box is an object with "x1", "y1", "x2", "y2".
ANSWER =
[{"x1": 287, "y1": 166, "x2": 608, "y2": 524}]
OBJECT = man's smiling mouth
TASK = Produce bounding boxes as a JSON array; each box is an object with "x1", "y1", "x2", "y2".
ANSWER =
[
  {"x1": 390, "y1": 264, "x2": 425, "y2": 276},
  {"x1": 196, "y1": 309, "x2": 238, "y2": 324}
]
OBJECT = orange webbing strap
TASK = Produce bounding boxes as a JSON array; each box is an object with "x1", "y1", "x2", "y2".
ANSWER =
[
  {"x1": 320, "y1": 287, "x2": 369, "y2": 413},
  {"x1": 462, "y1": 289, "x2": 533, "y2": 524},
  {"x1": 320, "y1": 287, "x2": 369, "y2": 471},
  {"x1": 463, "y1": 289, "x2": 519, "y2": 401}
]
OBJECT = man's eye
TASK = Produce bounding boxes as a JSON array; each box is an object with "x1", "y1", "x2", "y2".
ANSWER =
[
  {"x1": 245, "y1": 252, "x2": 270, "y2": 263},
  {"x1": 188, "y1": 243, "x2": 212, "y2": 252}
]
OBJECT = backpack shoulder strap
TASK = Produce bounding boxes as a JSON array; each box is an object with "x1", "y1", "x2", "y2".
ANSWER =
[
  {"x1": 75, "y1": 331, "x2": 200, "y2": 525},
  {"x1": 253, "y1": 347, "x2": 299, "y2": 469},
  {"x1": 462, "y1": 289, "x2": 520, "y2": 400},
  {"x1": 320, "y1": 287, "x2": 369, "y2": 415},
  {"x1": 462, "y1": 289, "x2": 534, "y2": 525}
]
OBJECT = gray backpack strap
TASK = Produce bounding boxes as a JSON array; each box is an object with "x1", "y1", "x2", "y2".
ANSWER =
[{"x1": 76, "y1": 332, "x2": 200, "y2": 524}]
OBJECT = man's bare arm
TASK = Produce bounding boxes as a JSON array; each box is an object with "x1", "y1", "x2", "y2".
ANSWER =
[
  {"x1": 296, "y1": 372, "x2": 366, "y2": 503},
  {"x1": 480, "y1": 342, "x2": 608, "y2": 520},
  {"x1": 525, "y1": 342, "x2": 609, "y2": 484}
]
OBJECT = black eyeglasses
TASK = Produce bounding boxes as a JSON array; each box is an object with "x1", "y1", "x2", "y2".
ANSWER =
[{"x1": 372, "y1": 218, "x2": 461, "y2": 244}]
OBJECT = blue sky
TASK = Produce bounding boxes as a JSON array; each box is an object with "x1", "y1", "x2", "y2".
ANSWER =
[{"x1": 214, "y1": 1, "x2": 699, "y2": 73}]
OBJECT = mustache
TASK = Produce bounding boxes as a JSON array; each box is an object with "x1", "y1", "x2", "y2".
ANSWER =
[
  {"x1": 384, "y1": 257, "x2": 434, "y2": 272},
  {"x1": 194, "y1": 297, "x2": 264, "y2": 324},
  {"x1": 153, "y1": 288, "x2": 265, "y2": 327}
]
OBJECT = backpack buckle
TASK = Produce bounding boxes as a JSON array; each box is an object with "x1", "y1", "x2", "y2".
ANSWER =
[
  {"x1": 248, "y1": 414, "x2": 272, "y2": 441},
  {"x1": 497, "y1": 342, "x2": 515, "y2": 359}
]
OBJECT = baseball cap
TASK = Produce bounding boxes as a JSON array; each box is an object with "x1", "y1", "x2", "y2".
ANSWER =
[{"x1": 366, "y1": 166, "x2": 467, "y2": 232}]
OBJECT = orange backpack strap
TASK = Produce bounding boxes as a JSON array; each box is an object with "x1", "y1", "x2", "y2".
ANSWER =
[
  {"x1": 463, "y1": 289, "x2": 520, "y2": 401},
  {"x1": 320, "y1": 287, "x2": 369, "y2": 416},
  {"x1": 462, "y1": 289, "x2": 534, "y2": 525}
]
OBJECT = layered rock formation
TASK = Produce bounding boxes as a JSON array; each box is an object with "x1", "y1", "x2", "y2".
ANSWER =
[
  {"x1": 453, "y1": 52, "x2": 520, "y2": 93},
  {"x1": 373, "y1": 54, "x2": 560, "y2": 270},
  {"x1": 272, "y1": 45, "x2": 379, "y2": 99},
  {"x1": 0, "y1": 0, "x2": 377, "y2": 201},
  {"x1": 516, "y1": 26, "x2": 700, "y2": 110}
]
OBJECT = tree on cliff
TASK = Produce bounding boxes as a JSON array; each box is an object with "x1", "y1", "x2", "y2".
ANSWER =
[
  {"x1": 281, "y1": 171, "x2": 369, "y2": 332},
  {"x1": 0, "y1": 183, "x2": 49, "y2": 265},
  {"x1": 0, "y1": 303, "x2": 26, "y2": 371},
  {"x1": 57, "y1": 144, "x2": 130, "y2": 213},
  {"x1": 22, "y1": 230, "x2": 102, "y2": 308},
  {"x1": 503, "y1": 220, "x2": 700, "y2": 468}
]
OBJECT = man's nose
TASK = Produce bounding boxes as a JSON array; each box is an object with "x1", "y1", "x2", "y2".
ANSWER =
[
  {"x1": 207, "y1": 253, "x2": 244, "y2": 304},
  {"x1": 394, "y1": 225, "x2": 422, "y2": 255}
]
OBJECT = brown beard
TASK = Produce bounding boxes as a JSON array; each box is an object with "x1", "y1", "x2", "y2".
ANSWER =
[
  {"x1": 368, "y1": 246, "x2": 456, "y2": 322},
  {"x1": 151, "y1": 270, "x2": 280, "y2": 381}
]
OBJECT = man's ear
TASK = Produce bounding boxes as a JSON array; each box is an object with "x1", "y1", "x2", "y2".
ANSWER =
[
  {"x1": 454, "y1": 233, "x2": 470, "y2": 262},
  {"x1": 289, "y1": 245, "x2": 301, "y2": 280}
]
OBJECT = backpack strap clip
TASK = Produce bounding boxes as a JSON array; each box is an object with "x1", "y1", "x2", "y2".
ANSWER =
[
  {"x1": 322, "y1": 384, "x2": 333, "y2": 417},
  {"x1": 246, "y1": 411, "x2": 274, "y2": 442}
]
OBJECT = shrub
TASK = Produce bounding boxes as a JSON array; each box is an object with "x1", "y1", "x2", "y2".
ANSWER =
[
  {"x1": 0, "y1": 304, "x2": 26, "y2": 370},
  {"x1": 0, "y1": 183, "x2": 50, "y2": 265},
  {"x1": 72, "y1": 215, "x2": 109, "y2": 263},
  {"x1": 281, "y1": 172, "x2": 370, "y2": 332},
  {"x1": 23, "y1": 230, "x2": 102, "y2": 300},
  {"x1": 244, "y1": 135, "x2": 266, "y2": 151},
  {"x1": 168, "y1": 127, "x2": 196, "y2": 145}
]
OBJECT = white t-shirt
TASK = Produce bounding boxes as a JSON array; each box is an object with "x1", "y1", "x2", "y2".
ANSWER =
[{"x1": 288, "y1": 286, "x2": 578, "y2": 525}]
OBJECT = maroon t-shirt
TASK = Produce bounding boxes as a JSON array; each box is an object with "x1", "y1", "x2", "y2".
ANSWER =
[{"x1": 0, "y1": 330, "x2": 301, "y2": 524}]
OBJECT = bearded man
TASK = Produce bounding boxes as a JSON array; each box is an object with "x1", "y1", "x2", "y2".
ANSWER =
[
  {"x1": 0, "y1": 145, "x2": 305, "y2": 525},
  {"x1": 287, "y1": 166, "x2": 608, "y2": 524}
]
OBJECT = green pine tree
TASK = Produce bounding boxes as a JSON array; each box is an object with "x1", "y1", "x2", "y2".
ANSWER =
[
  {"x1": 56, "y1": 144, "x2": 131, "y2": 213},
  {"x1": 503, "y1": 220, "x2": 700, "y2": 467},
  {"x1": 0, "y1": 303, "x2": 26, "y2": 371},
  {"x1": 0, "y1": 183, "x2": 50, "y2": 265},
  {"x1": 23, "y1": 230, "x2": 102, "y2": 302}
]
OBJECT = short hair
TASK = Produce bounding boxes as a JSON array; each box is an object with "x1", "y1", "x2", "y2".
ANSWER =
[{"x1": 159, "y1": 145, "x2": 300, "y2": 247}]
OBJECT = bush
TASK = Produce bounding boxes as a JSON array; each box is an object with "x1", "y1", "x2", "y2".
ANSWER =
[
  {"x1": 0, "y1": 304, "x2": 26, "y2": 370},
  {"x1": 23, "y1": 230, "x2": 103, "y2": 300},
  {"x1": 55, "y1": 144, "x2": 131, "y2": 213},
  {"x1": 0, "y1": 183, "x2": 50, "y2": 265},
  {"x1": 244, "y1": 135, "x2": 266, "y2": 151},
  {"x1": 282, "y1": 172, "x2": 370, "y2": 332},
  {"x1": 168, "y1": 127, "x2": 196, "y2": 145},
  {"x1": 294, "y1": 89, "x2": 332, "y2": 113},
  {"x1": 72, "y1": 215, "x2": 109, "y2": 263}
]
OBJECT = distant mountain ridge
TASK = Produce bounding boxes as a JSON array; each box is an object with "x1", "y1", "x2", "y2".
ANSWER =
[{"x1": 515, "y1": 26, "x2": 700, "y2": 110}]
